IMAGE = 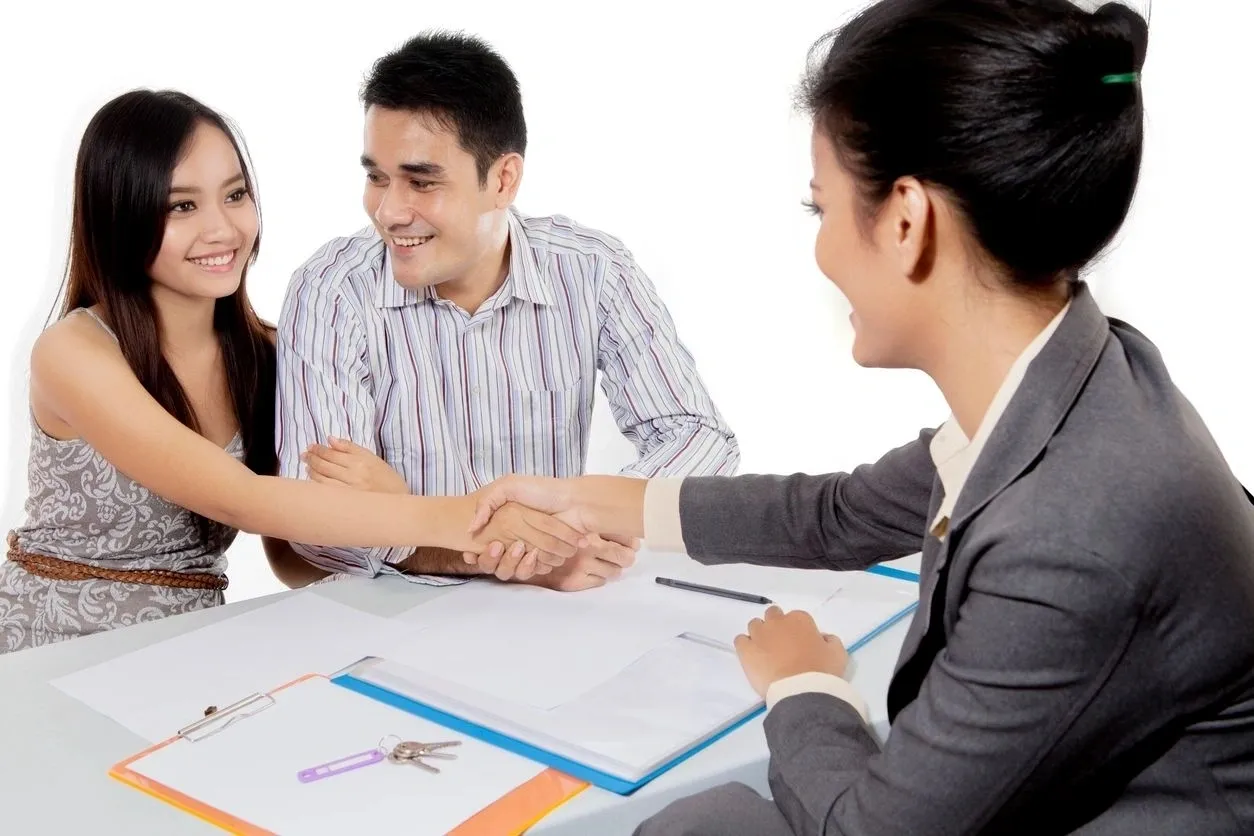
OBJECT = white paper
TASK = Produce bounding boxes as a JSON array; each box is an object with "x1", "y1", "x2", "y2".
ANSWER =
[
  {"x1": 605, "y1": 552, "x2": 849, "y2": 647},
  {"x1": 636, "y1": 553, "x2": 917, "y2": 649},
  {"x1": 404, "y1": 573, "x2": 910, "y2": 776},
  {"x1": 382, "y1": 554, "x2": 914, "y2": 713},
  {"x1": 358, "y1": 635, "x2": 764, "y2": 782},
  {"x1": 646, "y1": 553, "x2": 848, "y2": 607},
  {"x1": 534, "y1": 636, "x2": 762, "y2": 773},
  {"x1": 52, "y1": 592, "x2": 398, "y2": 743},
  {"x1": 367, "y1": 556, "x2": 916, "y2": 777},
  {"x1": 809, "y1": 575, "x2": 919, "y2": 649},
  {"x1": 381, "y1": 575, "x2": 691, "y2": 710},
  {"x1": 129, "y1": 676, "x2": 546, "y2": 835}
]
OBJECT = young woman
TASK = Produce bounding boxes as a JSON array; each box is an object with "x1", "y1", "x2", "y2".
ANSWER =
[
  {"x1": 470, "y1": 1, "x2": 1254, "y2": 833},
  {"x1": 0, "y1": 89, "x2": 584, "y2": 654}
]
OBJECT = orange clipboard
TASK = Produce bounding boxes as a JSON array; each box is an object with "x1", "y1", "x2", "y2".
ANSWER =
[{"x1": 108, "y1": 673, "x2": 588, "y2": 835}]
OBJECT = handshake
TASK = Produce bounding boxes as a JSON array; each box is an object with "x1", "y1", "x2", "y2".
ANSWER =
[
  {"x1": 458, "y1": 473, "x2": 641, "y2": 591},
  {"x1": 303, "y1": 438, "x2": 645, "y2": 592}
]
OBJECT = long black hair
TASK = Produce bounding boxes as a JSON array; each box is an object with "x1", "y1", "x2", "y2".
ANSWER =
[{"x1": 57, "y1": 88, "x2": 277, "y2": 476}]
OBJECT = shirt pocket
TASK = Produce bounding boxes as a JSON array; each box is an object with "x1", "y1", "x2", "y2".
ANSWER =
[{"x1": 499, "y1": 379, "x2": 585, "y2": 477}]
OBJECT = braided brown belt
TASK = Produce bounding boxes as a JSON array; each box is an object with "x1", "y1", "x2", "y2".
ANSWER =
[{"x1": 5, "y1": 531, "x2": 228, "y2": 591}]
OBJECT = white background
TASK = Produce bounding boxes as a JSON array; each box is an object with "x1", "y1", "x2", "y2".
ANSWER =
[{"x1": 0, "y1": 1, "x2": 1248, "y2": 604}]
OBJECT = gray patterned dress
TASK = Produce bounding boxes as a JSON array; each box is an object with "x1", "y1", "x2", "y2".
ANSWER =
[{"x1": 0, "y1": 309, "x2": 241, "y2": 653}]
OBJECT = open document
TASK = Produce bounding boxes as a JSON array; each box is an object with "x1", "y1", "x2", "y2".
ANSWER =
[{"x1": 355, "y1": 554, "x2": 919, "y2": 792}]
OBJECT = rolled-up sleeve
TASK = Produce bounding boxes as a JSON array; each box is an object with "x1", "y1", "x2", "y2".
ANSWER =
[{"x1": 596, "y1": 251, "x2": 740, "y2": 479}]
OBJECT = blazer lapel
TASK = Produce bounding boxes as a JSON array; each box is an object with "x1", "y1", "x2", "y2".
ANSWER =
[
  {"x1": 946, "y1": 282, "x2": 1110, "y2": 534},
  {"x1": 886, "y1": 282, "x2": 1111, "y2": 719},
  {"x1": 892, "y1": 477, "x2": 946, "y2": 674}
]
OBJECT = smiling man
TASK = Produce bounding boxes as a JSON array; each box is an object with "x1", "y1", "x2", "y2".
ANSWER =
[{"x1": 272, "y1": 31, "x2": 738, "y2": 590}]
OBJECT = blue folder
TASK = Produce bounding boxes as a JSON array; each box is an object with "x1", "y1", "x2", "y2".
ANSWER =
[
  {"x1": 332, "y1": 568, "x2": 920, "y2": 795},
  {"x1": 866, "y1": 564, "x2": 921, "y2": 583}
]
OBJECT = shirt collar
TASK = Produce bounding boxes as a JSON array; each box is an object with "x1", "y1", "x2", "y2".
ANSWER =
[
  {"x1": 503, "y1": 207, "x2": 557, "y2": 308},
  {"x1": 929, "y1": 298, "x2": 1072, "y2": 537},
  {"x1": 373, "y1": 208, "x2": 556, "y2": 310}
]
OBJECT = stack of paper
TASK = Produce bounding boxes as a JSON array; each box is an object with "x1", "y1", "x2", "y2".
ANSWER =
[
  {"x1": 383, "y1": 577, "x2": 699, "y2": 710},
  {"x1": 52, "y1": 593, "x2": 398, "y2": 743},
  {"x1": 351, "y1": 553, "x2": 918, "y2": 790},
  {"x1": 378, "y1": 552, "x2": 910, "y2": 715}
]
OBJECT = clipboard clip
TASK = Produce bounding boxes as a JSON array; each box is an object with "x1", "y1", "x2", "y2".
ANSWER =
[{"x1": 176, "y1": 692, "x2": 276, "y2": 742}]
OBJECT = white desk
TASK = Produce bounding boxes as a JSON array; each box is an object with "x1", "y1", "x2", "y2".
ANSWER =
[{"x1": 0, "y1": 560, "x2": 917, "y2": 835}]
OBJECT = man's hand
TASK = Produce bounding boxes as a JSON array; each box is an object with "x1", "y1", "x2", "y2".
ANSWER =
[
  {"x1": 733, "y1": 606, "x2": 850, "y2": 697},
  {"x1": 461, "y1": 478, "x2": 595, "y2": 580},
  {"x1": 462, "y1": 501, "x2": 589, "y2": 580},
  {"x1": 302, "y1": 437, "x2": 409, "y2": 494},
  {"x1": 525, "y1": 532, "x2": 639, "y2": 591},
  {"x1": 462, "y1": 528, "x2": 638, "y2": 590}
]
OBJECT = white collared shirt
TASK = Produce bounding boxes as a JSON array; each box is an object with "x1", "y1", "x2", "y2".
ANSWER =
[{"x1": 927, "y1": 300, "x2": 1071, "y2": 539}]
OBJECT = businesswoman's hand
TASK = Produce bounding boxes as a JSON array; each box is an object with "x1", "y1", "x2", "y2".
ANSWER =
[
  {"x1": 302, "y1": 437, "x2": 409, "y2": 494},
  {"x1": 734, "y1": 607, "x2": 850, "y2": 697},
  {"x1": 469, "y1": 474, "x2": 581, "y2": 524},
  {"x1": 468, "y1": 473, "x2": 648, "y2": 541}
]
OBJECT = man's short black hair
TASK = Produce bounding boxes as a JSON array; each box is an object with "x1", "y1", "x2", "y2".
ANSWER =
[{"x1": 361, "y1": 30, "x2": 526, "y2": 185}]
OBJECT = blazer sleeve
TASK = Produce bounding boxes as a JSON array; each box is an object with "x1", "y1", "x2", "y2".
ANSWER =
[
  {"x1": 762, "y1": 537, "x2": 1162, "y2": 836},
  {"x1": 675, "y1": 429, "x2": 936, "y2": 570}
]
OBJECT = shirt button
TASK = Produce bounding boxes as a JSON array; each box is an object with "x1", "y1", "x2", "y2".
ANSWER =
[{"x1": 472, "y1": 386, "x2": 481, "y2": 395}]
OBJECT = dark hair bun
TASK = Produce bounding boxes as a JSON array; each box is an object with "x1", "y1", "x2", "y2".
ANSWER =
[
  {"x1": 1091, "y1": 2, "x2": 1149, "y2": 72},
  {"x1": 1043, "y1": 2, "x2": 1148, "y2": 135}
]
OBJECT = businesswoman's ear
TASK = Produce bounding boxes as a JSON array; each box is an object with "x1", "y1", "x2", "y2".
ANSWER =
[{"x1": 888, "y1": 176, "x2": 935, "y2": 281}]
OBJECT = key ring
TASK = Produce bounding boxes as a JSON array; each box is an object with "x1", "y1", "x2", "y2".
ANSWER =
[{"x1": 377, "y1": 734, "x2": 412, "y2": 763}]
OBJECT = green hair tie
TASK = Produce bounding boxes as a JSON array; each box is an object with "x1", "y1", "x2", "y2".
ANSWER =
[{"x1": 1102, "y1": 72, "x2": 1139, "y2": 85}]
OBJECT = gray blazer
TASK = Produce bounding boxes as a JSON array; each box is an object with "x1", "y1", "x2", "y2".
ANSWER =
[{"x1": 642, "y1": 282, "x2": 1254, "y2": 835}]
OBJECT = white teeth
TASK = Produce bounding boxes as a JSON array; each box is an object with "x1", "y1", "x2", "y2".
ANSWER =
[
  {"x1": 190, "y1": 253, "x2": 235, "y2": 267},
  {"x1": 394, "y1": 235, "x2": 434, "y2": 247}
]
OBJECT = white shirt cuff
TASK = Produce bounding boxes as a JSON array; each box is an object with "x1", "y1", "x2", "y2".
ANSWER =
[
  {"x1": 765, "y1": 671, "x2": 870, "y2": 725},
  {"x1": 643, "y1": 477, "x2": 687, "y2": 553}
]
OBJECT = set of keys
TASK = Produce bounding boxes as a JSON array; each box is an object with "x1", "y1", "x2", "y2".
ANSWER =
[
  {"x1": 297, "y1": 735, "x2": 462, "y2": 783},
  {"x1": 385, "y1": 737, "x2": 461, "y2": 773}
]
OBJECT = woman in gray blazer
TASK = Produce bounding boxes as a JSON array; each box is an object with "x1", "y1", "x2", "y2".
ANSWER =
[{"x1": 470, "y1": 0, "x2": 1254, "y2": 833}]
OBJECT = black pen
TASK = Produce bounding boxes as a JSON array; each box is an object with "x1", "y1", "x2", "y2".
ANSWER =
[{"x1": 655, "y1": 576, "x2": 773, "y2": 605}]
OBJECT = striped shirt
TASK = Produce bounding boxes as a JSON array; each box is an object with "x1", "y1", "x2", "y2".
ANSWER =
[{"x1": 275, "y1": 207, "x2": 739, "y2": 576}]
